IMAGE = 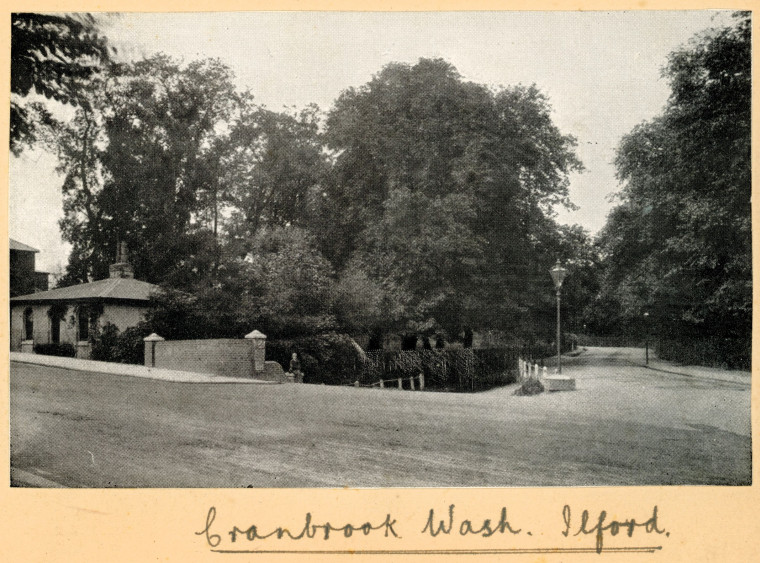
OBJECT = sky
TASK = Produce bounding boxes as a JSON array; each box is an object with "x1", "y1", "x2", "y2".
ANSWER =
[{"x1": 9, "y1": 10, "x2": 734, "y2": 273}]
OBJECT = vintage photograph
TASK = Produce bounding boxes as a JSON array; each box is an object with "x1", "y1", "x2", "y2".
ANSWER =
[{"x1": 9, "y1": 11, "x2": 751, "y2": 487}]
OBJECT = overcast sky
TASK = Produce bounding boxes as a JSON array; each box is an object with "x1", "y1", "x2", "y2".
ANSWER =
[{"x1": 9, "y1": 10, "x2": 733, "y2": 273}]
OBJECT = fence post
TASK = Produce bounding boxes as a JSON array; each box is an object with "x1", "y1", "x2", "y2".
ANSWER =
[
  {"x1": 410, "y1": 376, "x2": 415, "y2": 390},
  {"x1": 542, "y1": 366, "x2": 548, "y2": 379},
  {"x1": 379, "y1": 379, "x2": 384, "y2": 388},
  {"x1": 354, "y1": 380, "x2": 360, "y2": 387},
  {"x1": 398, "y1": 377, "x2": 403, "y2": 389},
  {"x1": 419, "y1": 372, "x2": 425, "y2": 390}
]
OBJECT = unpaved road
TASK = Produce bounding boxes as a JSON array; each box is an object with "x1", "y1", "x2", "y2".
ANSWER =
[{"x1": 10, "y1": 347, "x2": 751, "y2": 487}]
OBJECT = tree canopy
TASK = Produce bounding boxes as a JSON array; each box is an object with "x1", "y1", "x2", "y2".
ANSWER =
[
  {"x1": 11, "y1": 13, "x2": 111, "y2": 155},
  {"x1": 595, "y1": 12, "x2": 751, "y2": 344},
  {"x1": 44, "y1": 53, "x2": 587, "y2": 344},
  {"x1": 318, "y1": 59, "x2": 582, "y2": 340}
]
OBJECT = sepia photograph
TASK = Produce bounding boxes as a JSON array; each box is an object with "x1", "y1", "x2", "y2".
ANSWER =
[{"x1": 8, "y1": 10, "x2": 751, "y2": 489}]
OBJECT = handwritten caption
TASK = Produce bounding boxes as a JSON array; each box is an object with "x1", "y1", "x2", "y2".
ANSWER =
[{"x1": 197, "y1": 503, "x2": 668, "y2": 554}]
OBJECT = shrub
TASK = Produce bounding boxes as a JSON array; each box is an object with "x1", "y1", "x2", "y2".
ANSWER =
[
  {"x1": 90, "y1": 323, "x2": 120, "y2": 361},
  {"x1": 90, "y1": 322, "x2": 152, "y2": 365},
  {"x1": 514, "y1": 378, "x2": 545, "y2": 396},
  {"x1": 656, "y1": 337, "x2": 750, "y2": 371},
  {"x1": 266, "y1": 332, "x2": 363, "y2": 385},
  {"x1": 112, "y1": 324, "x2": 152, "y2": 364},
  {"x1": 34, "y1": 342, "x2": 76, "y2": 357}
]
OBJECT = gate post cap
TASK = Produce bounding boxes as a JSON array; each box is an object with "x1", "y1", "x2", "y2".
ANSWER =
[
  {"x1": 245, "y1": 330, "x2": 267, "y2": 340},
  {"x1": 143, "y1": 333, "x2": 165, "y2": 342}
]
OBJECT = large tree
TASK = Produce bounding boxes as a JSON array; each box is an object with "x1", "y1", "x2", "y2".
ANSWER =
[
  {"x1": 223, "y1": 104, "x2": 327, "y2": 252},
  {"x1": 598, "y1": 12, "x2": 751, "y2": 342},
  {"x1": 319, "y1": 58, "x2": 582, "y2": 341},
  {"x1": 11, "y1": 13, "x2": 111, "y2": 154},
  {"x1": 56, "y1": 55, "x2": 241, "y2": 286}
]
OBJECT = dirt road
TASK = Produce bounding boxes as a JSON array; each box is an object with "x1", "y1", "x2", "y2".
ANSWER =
[{"x1": 10, "y1": 347, "x2": 751, "y2": 487}]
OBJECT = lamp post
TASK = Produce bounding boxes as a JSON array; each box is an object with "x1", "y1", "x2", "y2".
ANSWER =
[
  {"x1": 643, "y1": 311, "x2": 650, "y2": 365},
  {"x1": 550, "y1": 260, "x2": 568, "y2": 374}
]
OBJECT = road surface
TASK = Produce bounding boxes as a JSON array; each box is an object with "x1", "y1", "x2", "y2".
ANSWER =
[{"x1": 10, "y1": 347, "x2": 751, "y2": 487}]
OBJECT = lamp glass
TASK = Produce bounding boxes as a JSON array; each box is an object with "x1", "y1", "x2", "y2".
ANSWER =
[{"x1": 550, "y1": 261, "x2": 567, "y2": 289}]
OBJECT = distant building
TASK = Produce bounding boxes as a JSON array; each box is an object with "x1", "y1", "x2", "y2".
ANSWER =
[
  {"x1": 10, "y1": 245, "x2": 159, "y2": 358},
  {"x1": 10, "y1": 238, "x2": 49, "y2": 297}
]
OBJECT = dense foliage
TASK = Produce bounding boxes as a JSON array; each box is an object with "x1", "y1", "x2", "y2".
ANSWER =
[
  {"x1": 11, "y1": 13, "x2": 111, "y2": 155},
  {"x1": 33, "y1": 342, "x2": 77, "y2": 357},
  {"x1": 90, "y1": 322, "x2": 151, "y2": 364},
  {"x1": 594, "y1": 13, "x2": 750, "y2": 365},
  {"x1": 40, "y1": 52, "x2": 586, "y2": 349}
]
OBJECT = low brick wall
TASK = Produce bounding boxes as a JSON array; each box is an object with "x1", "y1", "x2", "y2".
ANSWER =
[
  {"x1": 147, "y1": 339, "x2": 275, "y2": 380},
  {"x1": 143, "y1": 331, "x2": 287, "y2": 382}
]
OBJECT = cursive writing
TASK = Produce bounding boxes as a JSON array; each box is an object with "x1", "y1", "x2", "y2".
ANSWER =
[
  {"x1": 422, "y1": 504, "x2": 522, "y2": 537},
  {"x1": 196, "y1": 506, "x2": 399, "y2": 547},
  {"x1": 562, "y1": 505, "x2": 667, "y2": 553}
]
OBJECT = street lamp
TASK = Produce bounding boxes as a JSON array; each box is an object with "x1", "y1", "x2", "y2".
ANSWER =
[
  {"x1": 643, "y1": 311, "x2": 650, "y2": 365},
  {"x1": 550, "y1": 260, "x2": 568, "y2": 374}
]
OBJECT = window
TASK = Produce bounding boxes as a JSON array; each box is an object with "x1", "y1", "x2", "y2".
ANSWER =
[
  {"x1": 51, "y1": 317, "x2": 60, "y2": 344},
  {"x1": 47, "y1": 304, "x2": 67, "y2": 344},
  {"x1": 78, "y1": 306, "x2": 89, "y2": 341},
  {"x1": 23, "y1": 308, "x2": 33, "y2": 341}
]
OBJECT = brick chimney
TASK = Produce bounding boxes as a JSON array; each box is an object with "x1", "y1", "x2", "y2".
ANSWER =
[{"x1": 109, "y1": 241, "x2": 134, "y2": 279}]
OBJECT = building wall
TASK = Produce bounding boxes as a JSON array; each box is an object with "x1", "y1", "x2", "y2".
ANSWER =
[
  {"x1": 10, "y1": 249, "x2": 36, "y2": 297},
  {"x1": 99, "y1": 304, "x2": 148, "y2": 333},
  {"x1": 10, "y1": 303, "x2": 63, "y2": 350},
  {"x1": 149, "y1": 339, "x2": 258, "y2": 379},
  {"x1": 10, "y1": 306, "x2": 24, "y2": 351},
  {"x1": 10, "y1": 302, "x2": 149, "y2": 351}
]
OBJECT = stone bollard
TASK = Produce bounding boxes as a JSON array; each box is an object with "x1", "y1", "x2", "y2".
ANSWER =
[
  {"x1": 76, "y1": 341, "x2": 91, "y2": 360},
  {"x1": 143, "y1": 333, "x2": 165, "y2": 368},
  {"x1": 419, "y1": 372, "x2": 425, "y2": 390},
  {"x1": 379, "y1": 379, "x2": 384, "y2": 388},
  {"x1": 398, "y1": 377, "x2": 403, "y2": 390},
  {"x1": 533, "y1": 363, "x2": 539, "y2": 380},
  {"x1": 245, "y1": 330, "x2": 267, "y2": 375},
  {"x1": 354, "y1": 380, "x2": 360, "y2": 387},
  {"x1": 542, "y1": 366, "x2": 548, "y2": 379},
  {"x1": 410, "y1": 376, "x2": 415, "y2": 390}
]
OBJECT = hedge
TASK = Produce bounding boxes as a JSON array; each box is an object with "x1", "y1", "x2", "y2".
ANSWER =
[{"x1": 33, "y1": 342, "x2": 76, "y2": 358}]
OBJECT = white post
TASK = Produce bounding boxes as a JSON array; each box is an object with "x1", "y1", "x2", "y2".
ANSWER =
[
  {"x1": 419, "y1": 372, "x2": 425, "y2": 390},
  {"x1": 143, "y1": 333, "x2": 165, "y2": 367},
  {"x1": 410, "y1": 376, "x2": 415, "y2": 390},
  {"x1": 398, "y1": 377, "x2": 403, "y2": 389}
]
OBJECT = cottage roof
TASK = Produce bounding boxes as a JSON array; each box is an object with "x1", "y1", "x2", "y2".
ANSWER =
[
  {"x1": 10, "y1": 277, "x2": 159, "y2": 304},
  {"x1": 10, "y1": 238, "x2": 39, "y2": 252}
]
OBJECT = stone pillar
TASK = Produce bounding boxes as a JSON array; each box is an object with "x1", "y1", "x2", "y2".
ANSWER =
[
  {"x1": 76, "y1": 341, "x2": 91, "y2": 360},
  {"x1": 245, "y1": 330, "x2": 267, "y2": 375},
  {"x1": 20, "y1": 340, "x2": 34, "y2": 354},
  {"x1": 143, "y1": 333, "x2": 165, "y2": 367}
]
